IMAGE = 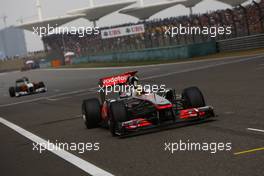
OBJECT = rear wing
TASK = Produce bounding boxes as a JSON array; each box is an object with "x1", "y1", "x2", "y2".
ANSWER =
[{"x1": 99, "y1": 71, "x2": 138, "y2": 88}]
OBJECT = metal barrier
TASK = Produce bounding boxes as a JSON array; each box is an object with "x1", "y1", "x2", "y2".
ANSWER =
[
  {"x1": 217, "y1": 34, "x2": 264, "y2": 52},
  {"x1": 72, "y1": 41, "x2": 217, "y2": 64}
]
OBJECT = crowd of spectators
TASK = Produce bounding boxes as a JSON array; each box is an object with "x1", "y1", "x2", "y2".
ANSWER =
[{"x1": 42, "y1": 0, "x2": 264, "y2": 56}]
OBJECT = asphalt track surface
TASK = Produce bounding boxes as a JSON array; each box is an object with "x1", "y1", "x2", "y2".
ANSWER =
[{"x1": 0, "y1": 54, "x2": 264, "y2": 176}]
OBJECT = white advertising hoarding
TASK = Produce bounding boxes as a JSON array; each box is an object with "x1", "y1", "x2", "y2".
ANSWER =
[{"x1": 101, "y1": 24, "x2": 145, "y2": 39}]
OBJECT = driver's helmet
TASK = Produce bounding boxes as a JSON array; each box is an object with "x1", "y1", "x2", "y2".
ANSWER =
[
  {"x1": 22, "y1": 77, "x2": 29, "y2": 83},
  {"x1": 128, "y1": 76, "x2": 139, "y2": 87}
]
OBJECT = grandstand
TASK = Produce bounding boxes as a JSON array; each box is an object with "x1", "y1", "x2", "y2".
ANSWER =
[
  {"x1": 7, "y1": 0, "x2": 262, "y2": 67},
  {"x1": 40, "y1": 0, "x2": 264, "y2": 58}
]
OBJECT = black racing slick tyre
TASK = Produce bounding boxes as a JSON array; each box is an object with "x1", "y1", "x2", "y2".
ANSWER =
[
  {"x1": 111, "y1": 101, "x2": 128, "y2": 122},
  {"x1": 82, "y1": 98, "x2": 101, "y2": 129},
  {"x1": 39, "y1": 81, "x2": 45, "y2": 88},
  {"x1": 182, "y1": 87, "x2": 206, "y2": 108},
  {"x1": 109, "y1": 101, "x2": 128, "y2": 136},
  {"x1": 39, "y1": 81, "x2": 46, "y2": 92},
  {"x1": 9, "y1": 87, "x2": 16, "y2": 97}
]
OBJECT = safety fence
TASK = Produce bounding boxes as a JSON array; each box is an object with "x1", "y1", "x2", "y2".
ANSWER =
[{"x1": 217, "y1": 33, "x2": 264, "y2": 52}]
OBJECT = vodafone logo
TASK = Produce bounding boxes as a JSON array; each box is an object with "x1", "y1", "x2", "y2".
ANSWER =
[{"x1": 103, "y1": 75, "x2": 129, "y2": 85}]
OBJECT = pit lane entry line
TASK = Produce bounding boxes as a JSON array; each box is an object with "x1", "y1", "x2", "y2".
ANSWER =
[
  {"x1": 0, "y1": 117, "x2": 115, "y2": 176},
  {"x1": 234, "y1": 147, "x2": 264, "y2": 155},
  {"x1": 233, "y1": 128, "x2": 264, "y2": 155}
]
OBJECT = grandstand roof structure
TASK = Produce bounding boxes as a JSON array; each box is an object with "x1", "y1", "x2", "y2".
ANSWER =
[
  {"x1": 167, "y1": 0, "x2": 203, "y2": 15},
  {"x1": 119, "y1": 1, "x2": 186, "y2": 20},
  {"x1": 16, "y1": 14, "x2": 84, "y2": 32},
  {"x1": 216, "y1": 0, "x2": 249, "y2": 6},
  {"x1": 67, "y1": 1, "x2": 136, "y2": 21},
  {"x1": 180, "y1": 0, "x2": 203, "y2": 7}
]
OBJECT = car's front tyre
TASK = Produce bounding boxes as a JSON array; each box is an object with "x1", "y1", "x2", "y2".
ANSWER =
[
  {"x1": 9, "y1": 87, "x2": 16, "y2": 97},
  {"x1": 82, "y1": 98, "x2": 101, "y2": 129},
  {"x1": 109, "y1": 101, "x2": 128, "y2": 136},
  {"x1": 182, "y1": 87, "x2": 206, "y2": 108}
]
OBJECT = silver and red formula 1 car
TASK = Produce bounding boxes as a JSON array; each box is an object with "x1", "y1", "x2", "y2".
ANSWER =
[
  {"x1": 82, "y1": 71, "x2": 215, "y2": 137},
  {"x1": 9, "y1": 77, "x2": 47, "y2": 97}
]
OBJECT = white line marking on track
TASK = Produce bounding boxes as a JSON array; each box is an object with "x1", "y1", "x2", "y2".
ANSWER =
[
  {"x1": 142, "y1": 56, "x2": 263, "y2": 80},
  {"x1": 0, "y1": 89, "x2": 91, "y2": 108},
  {"x1": 76, "y1": 92, "x2": 95, "y2": 97},
  {"x1": 256, "y1": 67, "x2": 264, "y2": 70},
  {"x1": 224, "y1": 111, "x2": 235, "y2": 115},
  {"x1": 247, "y1": 128, "x2": 264, "y2": 133},
  {"x1": 0, "y1": 117, "x2": 114, "y2": 176},
  {"x1": 0, "y1": 96, "x2": 49, "y2": 108},
  {"x1": 47, "y1": 96, "x2": 72, "y2": 101}
]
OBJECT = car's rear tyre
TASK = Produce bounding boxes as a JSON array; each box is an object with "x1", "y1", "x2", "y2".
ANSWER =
[
  {"x1": 109, "y1": 101, "x2": 128, "y2": 136},
  {"x1": 82, "y1": 98, "x2": 101, "y2": 129},
  {"x1": 182, "y1": 87, "x2": 206, "y2": 108},
  {"x1": 9, "y1": 87, "x2": 16, "y2": 97},
  {"x1": 39, "y1": 81, "x2": 45, "y2": 88},
  {"x1": 39, "y1": 81, "x2": 46, "y2": 92}
]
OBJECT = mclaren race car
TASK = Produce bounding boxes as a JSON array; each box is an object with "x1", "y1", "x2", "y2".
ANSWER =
[
  {"x1": 82, "y1": 71, "x2": 215, "y2": 137},
  {"x1": 9, "y1": 77, "x2": 47, "y2": 97}
]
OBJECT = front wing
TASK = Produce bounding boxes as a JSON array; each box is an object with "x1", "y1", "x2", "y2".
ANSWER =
[
  {"x1": 15, "y1": 87, "x2": 47, "y2": 97},
  {"x1": 115, "y1": 106, "x2": 215, "y2": 137}
]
